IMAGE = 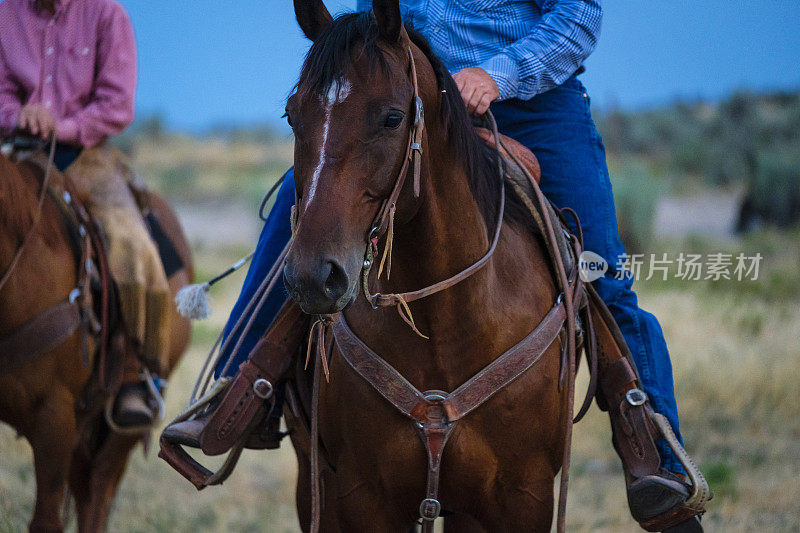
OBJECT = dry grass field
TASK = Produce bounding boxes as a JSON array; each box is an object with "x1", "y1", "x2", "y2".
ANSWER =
[
  {"x1": 1, "y1": 138, "x2": 799, "y2": 531},
  {"x1": 3, "y1": 232, "x2": 799, "y2": 532}
]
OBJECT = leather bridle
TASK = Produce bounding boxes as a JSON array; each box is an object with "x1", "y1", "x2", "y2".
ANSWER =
[{"x1": 358, "y1": 47, "x2": 506, "y2": 336}]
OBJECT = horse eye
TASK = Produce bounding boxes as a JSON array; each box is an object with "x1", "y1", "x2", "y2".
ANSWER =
[{"x1": 384, "y1": 111, "x2": 404, "y2": 129}]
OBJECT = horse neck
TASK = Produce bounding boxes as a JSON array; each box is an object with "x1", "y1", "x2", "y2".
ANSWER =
[
  {"x1": 399, "y1": 144, "x2": 492, "y2": 303},
  {"x1": 0, "y1": 155, "x2": 37, "y2": 251}
]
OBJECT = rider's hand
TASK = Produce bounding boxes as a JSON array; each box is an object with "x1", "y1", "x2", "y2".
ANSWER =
[
  {"x1": 452, "y1": 68, "x2": 500, "y2": 116},
  {"x1": 17, "y1": 103, "x2": 56, "y2": 139}
]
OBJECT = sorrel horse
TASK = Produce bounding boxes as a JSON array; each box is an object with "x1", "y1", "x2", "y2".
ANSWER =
[
  {"x1": 0, "y1": 149, "x2": 193, "y2": 532},
  {"x1": 282, "y1": 1, "x2": 572, "y2": 530}
]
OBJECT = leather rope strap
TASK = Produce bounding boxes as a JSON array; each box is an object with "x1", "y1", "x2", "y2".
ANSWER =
[
  {"x1": 60, "y1": 171, "x2": 113, "y2": 387},
  {"x1": 359, "y1": 49, "x2": 507, "y2": 327},
  {"x1": 308, "y1": 332, "x2": 335, "y2": 532}
]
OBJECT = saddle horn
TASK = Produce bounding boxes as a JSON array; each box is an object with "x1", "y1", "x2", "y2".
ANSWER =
[
  {"x1": 372, "y1": 0, "x2": 402, "y2": 43},
  {"x1": 294, "y1": 0, "x2": 333, "y2": 42}
]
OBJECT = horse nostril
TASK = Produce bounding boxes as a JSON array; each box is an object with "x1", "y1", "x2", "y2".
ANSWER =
[{"x1": 323, "y1": 261, "x2": 349, "y2": 302}]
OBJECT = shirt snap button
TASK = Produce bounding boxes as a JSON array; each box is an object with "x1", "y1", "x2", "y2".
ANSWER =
[{"x1": 46, "y1": 46, "x2": 54, "y2": 55}]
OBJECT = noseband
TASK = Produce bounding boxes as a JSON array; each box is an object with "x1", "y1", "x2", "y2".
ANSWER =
[{"x1": 359, "y1": 47, "x2": 506, "y2": 335}]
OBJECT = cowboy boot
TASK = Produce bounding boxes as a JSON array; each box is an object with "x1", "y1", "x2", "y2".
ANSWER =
[
  {"x1": 113, "y1": 383, "x2": 155, "y2": 427},
  {"x1": 587, "y1": 286, "x2": 709, "y2": 532},
  {"x1": 604, "y1": 370, "x2": 702, "y2": 532},
  {"x1": 113, "y1": 347, "x2": 156, "y2": 428},
  {"x1": 161, "y1": 300, "x2": 308, "y2": 454}
]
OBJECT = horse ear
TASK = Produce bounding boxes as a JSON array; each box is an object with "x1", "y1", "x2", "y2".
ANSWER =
[
  {"x1": 294, "y1": 0, "x2": 333, "y2": 41},
  {"x1": 372, "y1": 0, "x2": 402, "y2": 43}
]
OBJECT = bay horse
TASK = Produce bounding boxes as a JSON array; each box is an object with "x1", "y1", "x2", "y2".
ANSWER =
[
  {"x1": 0, "y1": 148, "x2": 193, "y2": 532},
  {"x1": 282, "y1": 1, "x2": 574, "y2": 531}
]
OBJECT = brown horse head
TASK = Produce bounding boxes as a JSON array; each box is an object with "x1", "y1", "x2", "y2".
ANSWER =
[{"x1": 284, "y1": 0, "x2": 432, "y2": 314}]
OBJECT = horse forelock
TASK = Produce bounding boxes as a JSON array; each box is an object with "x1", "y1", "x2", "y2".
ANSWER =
[{"x1": 294, "y1": 11, "x2": 533, "y2": 234}]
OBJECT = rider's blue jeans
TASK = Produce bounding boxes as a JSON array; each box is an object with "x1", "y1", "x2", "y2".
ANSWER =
[
  {"x1": 216, "y1": 173, "x2": 294, "y2": 374},
  {"x1": 217, "y1": 76, "x2": 685, "y2": 473}
]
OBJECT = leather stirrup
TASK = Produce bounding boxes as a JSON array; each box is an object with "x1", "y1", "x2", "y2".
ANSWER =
[{"x1": 159, "y1": 300, "x2": 309, "y2": 488}]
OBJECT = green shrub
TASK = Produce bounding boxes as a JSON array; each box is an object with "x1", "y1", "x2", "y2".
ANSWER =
[{"x1": 609, "y1": 159, "x2": 662, "y2": 253}]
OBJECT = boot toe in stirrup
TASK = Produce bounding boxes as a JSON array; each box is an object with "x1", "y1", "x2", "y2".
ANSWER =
[
  {"x1": 114, "y1": 384, "x2": 155, "y2": 428},
  {"x1": 627, "y1": 473, "x2": 690, "y2": 523},
  {"x1": 161, "y1": 418, "x2": 206, "y2": 448}
]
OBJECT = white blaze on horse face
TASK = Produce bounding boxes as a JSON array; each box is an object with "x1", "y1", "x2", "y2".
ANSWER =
[{"x1": 306, "y1": 79, "x2": 352, "y2": 209}]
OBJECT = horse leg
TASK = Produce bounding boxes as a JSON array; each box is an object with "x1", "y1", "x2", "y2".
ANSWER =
[
  {"x1": 71, "y1": 425, "x2": 138, "y2": 533},
  {"x1": 292, "y1": 445, "x2": 398, "y2": 532},
  {"x1": 28, "y1": 390, "x2": 77, "y2": 533}
]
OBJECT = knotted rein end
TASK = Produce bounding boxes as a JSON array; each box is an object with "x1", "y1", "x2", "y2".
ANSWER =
[{"x1": 305, "y1": 315, "x2": 334, "y2": 382}]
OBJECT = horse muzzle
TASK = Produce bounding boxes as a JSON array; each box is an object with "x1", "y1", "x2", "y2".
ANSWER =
[{"x1": 283, "y1": 254, "x2": 358, "y2": 315}]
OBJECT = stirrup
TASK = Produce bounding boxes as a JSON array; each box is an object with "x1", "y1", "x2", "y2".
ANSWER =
[
  {"x1": 158, "y1": 377, "x2": 246, "y2": 489},
  {"x1": 650, "y1": 408, "x2": 712, "y2": 511},
  {"x1": 638, "y1": 407, "x2": 712, "y2": 531}
]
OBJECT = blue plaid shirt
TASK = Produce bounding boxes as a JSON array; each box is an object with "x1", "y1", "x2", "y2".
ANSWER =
[{"x1": 356, "y1": 0, "x2": 602, "y2": 101}]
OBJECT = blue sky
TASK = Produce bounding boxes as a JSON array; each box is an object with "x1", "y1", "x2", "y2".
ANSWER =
[{"x1": 122, "y1": 0, "x2": 800, "y2": 131}]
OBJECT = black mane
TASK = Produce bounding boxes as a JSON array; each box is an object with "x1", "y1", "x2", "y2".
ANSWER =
[{"x1": 297, "y1": 12, "x2": 531, "y2": 232}]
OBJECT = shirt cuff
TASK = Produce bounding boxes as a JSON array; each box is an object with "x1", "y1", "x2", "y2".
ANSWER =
[
  {"x1": 57, "y1": 117, "x2": 80, "y2": 145},
  {"x1": 478, "y1": 53, "x2": 520, "y2": 101}
]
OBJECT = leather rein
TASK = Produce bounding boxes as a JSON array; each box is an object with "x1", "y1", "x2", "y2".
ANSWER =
[
  {"x1": 302, "y1": 46, "x2": 586, "y2": 533},
  {"x1": 0, "y1": 133, "x2": 57, "y2": 293}
]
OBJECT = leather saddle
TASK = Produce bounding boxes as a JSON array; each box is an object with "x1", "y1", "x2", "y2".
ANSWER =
[
  {"x1": 0, "y1": 141, "x2": 177, "y2": 390},
  {"x1": 475, "y1": 126, "x2": 575, "y2": 278},
  {"x1": 475, "y1": 127, "x2": 541, "y2": 185}
]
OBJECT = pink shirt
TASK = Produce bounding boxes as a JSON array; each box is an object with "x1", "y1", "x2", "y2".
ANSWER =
[{"x1": 0, "y1": 0, "x2": 137, "y2": 146}]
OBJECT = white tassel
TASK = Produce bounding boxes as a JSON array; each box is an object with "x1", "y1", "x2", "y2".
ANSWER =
[{"x1": 174, "y1": 282, "x2": 212, "y2": 320}]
